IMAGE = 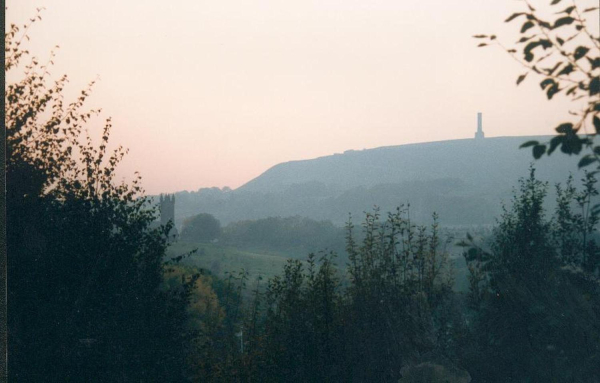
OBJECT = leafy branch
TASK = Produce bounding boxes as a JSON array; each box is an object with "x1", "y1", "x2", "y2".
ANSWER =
[{"x1": 475, "y1": 0, "x2": 599, "y2": 167}]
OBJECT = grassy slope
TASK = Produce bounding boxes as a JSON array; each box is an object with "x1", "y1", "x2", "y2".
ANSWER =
[
  {"x1": 166, "y1": 241, "x2": 293, "y2": 282},
  {"x1": 167, "y1": 240, "x2": 470, "y2": 293}
]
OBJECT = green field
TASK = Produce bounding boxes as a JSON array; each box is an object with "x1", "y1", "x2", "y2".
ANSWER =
[
  {"x1": 167, "y1": 240, "x2": 470, "y2": 292},
  {"x1": 166, "y1": 241, "x2": 294, "y2": 282}
]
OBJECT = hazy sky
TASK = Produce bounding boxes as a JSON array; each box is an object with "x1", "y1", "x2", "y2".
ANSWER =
[{"x1": 6, "y1": 1, "x2": 598, "y2": 194}]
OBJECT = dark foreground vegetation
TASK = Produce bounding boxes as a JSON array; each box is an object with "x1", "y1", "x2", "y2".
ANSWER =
[
  {"x1": 6, "y1": 16, "x2": 197, "y2": 382},
  {"x1": 7, "y1": 2, "x2": 600, "y2": 382},
  {"x1": 179, "y1": 168, "x2": 600, "y2": 382}
]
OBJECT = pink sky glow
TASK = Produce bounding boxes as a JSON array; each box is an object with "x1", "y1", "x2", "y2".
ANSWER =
[{"x1": 6, "y1": 0, "x2": 598, "y2": 194}]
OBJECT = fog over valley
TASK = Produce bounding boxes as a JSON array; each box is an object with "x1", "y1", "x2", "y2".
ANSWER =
[{"x1": 7, "y1": 0, "x2": 600, "y2": 381}]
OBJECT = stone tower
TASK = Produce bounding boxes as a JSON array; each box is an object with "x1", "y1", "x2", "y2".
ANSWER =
[
  {"x1": 474, "y1": 112, "x2": 485, "y2": 140},
  {"x1": 159, "y1": 194, "x2": 175, "y2": 226}
]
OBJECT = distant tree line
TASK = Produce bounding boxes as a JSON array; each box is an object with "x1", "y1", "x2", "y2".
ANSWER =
[
  {"x1": 182, "y1": 169, "x2": 600, "y2": 382},
  {"x1": 180, "y1": 215, "x2": 347, "y2": 258},
  {"x1": 181, "y1": 213, "x2": 223, "y2": 243}
]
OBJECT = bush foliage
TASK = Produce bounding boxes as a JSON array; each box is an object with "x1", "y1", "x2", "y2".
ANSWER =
[{"x1": 6, "y1": 12, "x2": 198, "y2": 381}]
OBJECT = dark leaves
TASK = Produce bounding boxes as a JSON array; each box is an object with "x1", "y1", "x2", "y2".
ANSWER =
[
  {"x1": 553, "y1": 16, "x2": 574, "y2": 29},
  {"x1": 533, "y1": 144, "x2": 547, "y2": 159},
  {"x1": 540, "y1": 78, "x2": 555, "y2": 90},
  {"x1": 573, "y1": 46, "x2": 589, "y2": 60},
  {"x1": 525, "y1": 51, "x2": 535, "y2": 62},
  {"x1": 588, "y1": 57, "x2": 600, "y2": 70},
  {"x1": 505, "y1": 12, "x2": 526, "y2": 22},
  {"x1": 594, "y1": 116, "x2": 600, "y2": 134},
  {"x1": 524, "y1": 39, "x2": 552, "y2": 62},
  {"x1": 547, "y1": 83, "x2": 561, "y2": 99},
  {"x1": 557, "y1": 6, "x2": 576, "y2": 15},
  {"x1": 561, "y1": 135, "x2": 584, "y2": 155},
  {"x1": 537, "y1": 20, "x2": 552, "y2": 29},
  {"x1": 521, "y1": 21, "x2": 535, "y2": 33},
  {"x1": 555, "y1": 123, "x2": 574, "y2": 134},
  {"x1": 465, "y1": 248, "x2": 480, "y2": 262},
  {"x1": 551, "y1": 0, "x2": 562, "y2": 4},
  {"x1": 578, "y1": 155, "x2": 596, "y2": 168},
  {"x1": 518, "y1": 35, "x2": 535, "y2": 43},
  {"x1": 546, "y1": 62, "x2": 562, "y2": 76},
  {"x1": 517, "y1": 73, "x2": 528, "y2": 85},
  {"x1": 520, "y1": 140, "x2": 539, "y2": 148},
  {"x1": 557, "y1": 64, "x2": 574, "y2": 76},
  {"x1": 590, "y1": 77, "x2": 600, "y2": 96},
  {"x1": 539, "y1": 78, "x2": 561, "y2": 99},
  {"x1": 566, "y1": 85, "x2": 578, "y2": 95},
  {"x1": 548, "y1": 135, "x2": 564, "y2": 155}
]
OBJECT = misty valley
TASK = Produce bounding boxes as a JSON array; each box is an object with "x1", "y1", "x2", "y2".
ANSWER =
[
  {"x1": 6, "y1": 1, "x2": 600, "y2": 382},
  {"x1": 164, "y1": 136, "x2": 582, "y2": 291},
  {"x1": 150, "y1": 135, "x2": 598, "y2": 382}
]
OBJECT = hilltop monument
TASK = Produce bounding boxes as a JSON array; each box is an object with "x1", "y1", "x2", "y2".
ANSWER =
[{"x1": 474, "y1": 112, "x2": 485, "y2": 140}]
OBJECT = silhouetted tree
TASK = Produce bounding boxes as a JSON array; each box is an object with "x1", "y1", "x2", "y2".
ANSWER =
[
  {"x1": 181, "y1": 213, "x2": 222, "y2": 243},
  {"x1": 6, "y1": 12, "x2": 196, "y2": 381},
  {"x1": 463, "y1": 168, "x2": 600, "y2": 382},
  {"x1": 235, "y1": 208, "x2": 459, "y2": 383}
]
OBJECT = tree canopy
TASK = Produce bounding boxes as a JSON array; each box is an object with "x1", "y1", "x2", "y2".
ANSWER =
[
  {"x1": 180, "y1": 213, "x2": 223, "y2": 242},
  {"x1": 6, "y1": 12, "x2": 197, "y2": 381},
  {"x1": 461, "y1": 168, "x2": 600, "y2": 381}
]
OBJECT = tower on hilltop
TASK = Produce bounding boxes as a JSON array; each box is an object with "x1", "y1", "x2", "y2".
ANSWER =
[{"x1": 475, "y1": 112, "x2": 485, "y2": 140}]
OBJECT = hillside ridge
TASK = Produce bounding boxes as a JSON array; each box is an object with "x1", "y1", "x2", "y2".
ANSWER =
[
  {"x1": 169, "y1": 134, "x2": 585, "y2": 227},
  {"x1": 236, "y1": 135, "x2": 560, "y2": 193}
]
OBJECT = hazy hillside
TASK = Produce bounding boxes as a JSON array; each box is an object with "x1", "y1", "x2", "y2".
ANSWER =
[
  {"x1": 171, "y1": 136, "x2": 584, "y2": 227},
  {"x1": 238, "y1": 136, "x2": 578, "y2": 192}
]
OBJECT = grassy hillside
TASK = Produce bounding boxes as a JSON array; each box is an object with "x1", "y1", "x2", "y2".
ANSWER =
[
  {"x1": 167, "y1": 240, "x2": 471, "y2": 293},
  {"x1": 170, "y1": 136, "x2": 584, "y2": 226},
  {"x1": 237, "y1": 136, "x2": 575, "y2": 192},
  {"x1": 166, "y1": 241, "x2": 297, "y2": 282}
]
